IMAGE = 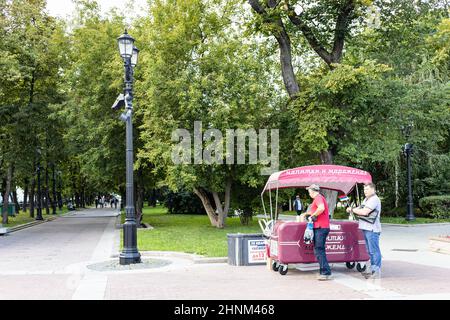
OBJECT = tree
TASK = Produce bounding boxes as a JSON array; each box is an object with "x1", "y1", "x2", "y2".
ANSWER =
[
  {"x1": 0, "y1": 0, "x2": 67, "y2": 222},
  {"x1": 247, "y1": 0, "x2": 450, "y2": 214},
  {"x1": 137, "y1": 0, "x2": 282, "y2": 227}
]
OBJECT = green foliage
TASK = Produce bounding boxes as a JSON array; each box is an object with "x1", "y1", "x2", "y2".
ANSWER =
[
  {"x1": 59, "y1": 4, "x2": 129, "y2": 195},
  {"x1": 426, "y1": 17, "x2": 450, "y2": 81},
  {"x1": 0, "y1": 0, "x2": 68, "y2": 212},
  {"x1": 290, "y1": 61, "x2": 392, "y2": 158},
  {"x1": 419, "y1": 195, "x2": 450, "y2": 219},
  {"x1": 137, "y1": 0, "x2": 282, "y2": 218}
]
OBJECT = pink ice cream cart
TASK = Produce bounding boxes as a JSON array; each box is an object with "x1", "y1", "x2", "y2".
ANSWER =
[{"x1": 259, "y1": 165, "x2": 372, "y2": 275}]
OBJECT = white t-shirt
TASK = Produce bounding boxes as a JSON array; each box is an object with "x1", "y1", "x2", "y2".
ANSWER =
[{"x1": 358, "y1": 194, "x2": 382, "y2": 233}]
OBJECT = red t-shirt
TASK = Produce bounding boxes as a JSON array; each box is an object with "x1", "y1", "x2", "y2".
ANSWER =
[{"x1": 310, "y1": 194, "x2": 330, "y2": 229}]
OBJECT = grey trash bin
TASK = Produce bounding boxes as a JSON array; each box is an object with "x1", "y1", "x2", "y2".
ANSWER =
[{"x1": 227, "y1": 233, "x2": 266, "y2": 266}]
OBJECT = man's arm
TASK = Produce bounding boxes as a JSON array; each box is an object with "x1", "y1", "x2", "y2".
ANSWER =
[
  {"x1": 351, "y1": 206, "x2": 373, "y2": 216},
  {"x1": 306, "y1": 199, "x2": 325, "y2": 218}
]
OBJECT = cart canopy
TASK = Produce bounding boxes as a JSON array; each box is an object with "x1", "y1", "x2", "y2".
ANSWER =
[{"x1": 262, "y1": 165, "x2": 372, "y2": 195}]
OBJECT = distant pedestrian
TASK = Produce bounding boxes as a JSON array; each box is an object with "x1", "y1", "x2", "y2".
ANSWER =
[
  {"x1": 95, "y1": 198, "x2": 99, "y2": 209},
  {"x1": 294, "y1": 195, "x2": 305, "y2": 222},
  {"x1": 347, "y1": 183, "x2": 382, "y2": 279},
  {"x1": 114, "y1": 197, "x2": 118, "y2": 209},
  {"x1": 293, "y1": 195, "x2": 303, "y2": 214}
]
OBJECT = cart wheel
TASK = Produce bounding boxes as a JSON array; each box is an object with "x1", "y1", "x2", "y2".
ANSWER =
[
  {"x1": 356, "y1": 263, "x2": 366, "y2": 273},
  {"x1": 346, "y1": 262, "x2": 355, "y2": 269},
  {"x1": 279, "y1": 264, "x2": 288, "y2": 275},
  {"x1": 272, "y1": 260, "x2": 280, "y2": 272}
]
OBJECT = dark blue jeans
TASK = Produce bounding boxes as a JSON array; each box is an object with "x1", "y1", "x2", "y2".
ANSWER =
[
  {"x1": 363, "y1": 230, "x2": 382, "y2": 273},
  {"x1": 313, "y1": 228, "x2": 331, "y2": 275}
]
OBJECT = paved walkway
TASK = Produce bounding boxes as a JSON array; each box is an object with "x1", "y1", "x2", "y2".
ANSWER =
[
  {"x1": 0, "y1": 208, "x2": 120, "y2": 299},
  {"x1": 0, "y1": 208, "x2": 449, "y2": 300}
]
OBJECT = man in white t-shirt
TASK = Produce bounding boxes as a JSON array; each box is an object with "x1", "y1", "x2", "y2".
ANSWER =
[{"x1": 346, "y1": 183, "x2": 382, "y2": 279}]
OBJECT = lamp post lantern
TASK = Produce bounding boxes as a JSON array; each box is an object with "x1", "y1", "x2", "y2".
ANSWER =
[
  {"x1": 115, "y1": 29, "x2": 141, "y2": 265},
  {"x1": 401, "y1": 123, "x2": 415, "y2": 221}
]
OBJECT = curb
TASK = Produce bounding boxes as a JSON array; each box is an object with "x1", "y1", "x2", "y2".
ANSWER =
[
  {"x1": 6, "y1": 216, "x2": 58, "y2": 233},
  {"x1": 381, "y1": 223, "x2": 450, "y2": 227},
  {"x1": 111, "y1": 250, "x2": 228, "y2": 264}
]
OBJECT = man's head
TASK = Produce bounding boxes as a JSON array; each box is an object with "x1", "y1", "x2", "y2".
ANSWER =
[
  {"x1": 296, "y1": 195, "x2": 300, "y2": 199},
  {"x1": 306, "y1": 184, "x2": 320, "y2": 198},
  {"x1": 364, "y1": 183, "x2": 376, "y2": 198}
]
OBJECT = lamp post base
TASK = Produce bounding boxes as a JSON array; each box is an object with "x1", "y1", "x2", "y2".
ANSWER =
[{"x1": 119, "y1": 251, "x2": 141, "y2": 265}]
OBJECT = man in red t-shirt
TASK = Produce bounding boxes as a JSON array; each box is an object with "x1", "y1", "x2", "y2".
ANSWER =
[{"x1": 305, "y1": 184, "x2": 332, "y2": 280}]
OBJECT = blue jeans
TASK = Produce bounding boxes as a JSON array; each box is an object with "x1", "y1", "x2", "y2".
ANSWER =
[
  {"x1": 313, "y1": 228, "x2": 331, "y2": 275},
  {"x1": 363, "y1": 230, "x2": 382, "y2": 273}
]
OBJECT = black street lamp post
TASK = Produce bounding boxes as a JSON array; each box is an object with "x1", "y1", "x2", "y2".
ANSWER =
[
  {"x1": 114, "y1": 30, "x2": 141, "y2": 265},
  {"x1": 401, "y1": 123, "x2": 415, "y2": 221},
  {"x1": 36, "y1": 148, "x2": 43, "y2": 221}
]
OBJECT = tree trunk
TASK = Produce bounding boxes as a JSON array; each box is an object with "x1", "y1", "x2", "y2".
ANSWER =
[
  {"x1": 135, "y1": 169, "x2": 145, "y2": 227},
  {"x1": 12, "y1": 189, "x2": 19, "y2": 214},
  {"x1": 120, "y1": 186, "x2": 126, "y2": 210},
  {"x1": 75, "y1": 192, "x2": 80, "y2": 208},
  {"x1": 29, "y1": 176, "x2": 36, "y2": 218},
  {"x1": 217, "y1": 178, "x2": 232, "y2": 228},
  {"x1": 248, "y1": 0, "x2": 300, "y2": 98},
  {"x1": 57, "y1": 188, "x2": 62, "y2": 210},
  {"x1": 81, "y1": 186, "x2": 85, "y2": 208},
  {"x1": 51, "y1": 166, "x2": 56, "y2": 214},
  {"x1": 135, "y1": 184, "x2": 144, "y2": 227},
  {"x1": 194, "y1": 179, "x2": 232, "y2": 229},
  {"x1": 2, "y1": 165, "x2": 13, "y2": 224},
  {"x1": 212, "y1": 192, "x2": 225, "y2": 228},
  {"x1": 320, "y1": 149, "x2": 338, "y2": 217},
  {"x1": 193, "y1": 187, "x2": 219, "y2": 227},
  {"x1": 148, "y1": 189, "x2": 157, "y2": 207},
  {"x1": 395, "y1": 160, "x2": 399, "y2": 208},
  {"x1": 23, "y1": 178, "x2": 29, "y2": 212},
  {"x1": 44, "y1": 166, "x2": 50, "y2": 215},
  {"x1": 273, "y1": 25, "x2": 300, "y2": 98}
]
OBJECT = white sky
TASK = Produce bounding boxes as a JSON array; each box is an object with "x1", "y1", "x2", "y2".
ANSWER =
[{"x1": 46, "y1": 0, "x2": 149, "y2": 20}]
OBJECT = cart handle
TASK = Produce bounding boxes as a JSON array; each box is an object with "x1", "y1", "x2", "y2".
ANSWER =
[{"x1": 258, "y1": 219, "x2": 274, "y2": 237}]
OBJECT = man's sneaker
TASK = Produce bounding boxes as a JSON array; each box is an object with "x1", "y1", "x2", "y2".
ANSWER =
[
  {"x1": 363, "y1": 270, "x2": 381, "y2": 279},
  {"x1": 317, "y1": 274, "x2": 333, "y2": 281}
]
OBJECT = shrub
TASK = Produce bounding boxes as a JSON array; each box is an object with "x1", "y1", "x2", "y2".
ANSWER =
[
  {"x1": 419, "y1": 195, "x2": 450, "y2": 219},
  {"x1": 163, "y1": 190, "x2": 206, "y2": 215},
  {"x1": 382, "y1": 206, "x2": 425, "y2": 218}
]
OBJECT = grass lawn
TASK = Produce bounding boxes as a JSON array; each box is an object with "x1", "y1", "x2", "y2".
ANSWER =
[
  {"x1": 2, "y1": 213, "x2": 35, "y2": 228},
  {"x1": 129, "y1": 205, "x2": 262, "y2": 257},
  {"x1": 2, "y1": 207, "x2": 70, "y2": 228}
]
